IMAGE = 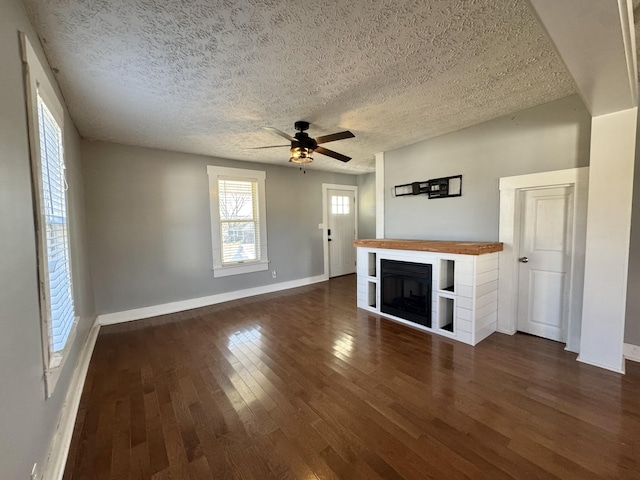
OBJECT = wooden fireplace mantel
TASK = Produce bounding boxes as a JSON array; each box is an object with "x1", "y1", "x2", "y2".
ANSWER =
[{"x1": 353, "y1": 239, "x2": 503, "y2": 256}]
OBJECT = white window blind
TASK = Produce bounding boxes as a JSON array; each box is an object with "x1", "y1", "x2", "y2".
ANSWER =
[
  {"x1": 37, "y1": 93, "x2": 75, "y2": 353},
  {"x1": 218, "y1": 178, "x2": 260, "y2": 265}
]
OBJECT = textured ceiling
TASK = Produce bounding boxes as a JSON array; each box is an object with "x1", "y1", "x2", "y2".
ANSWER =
[{"x1": 22, "y1": 0, "x2": 577, "y2": 173}]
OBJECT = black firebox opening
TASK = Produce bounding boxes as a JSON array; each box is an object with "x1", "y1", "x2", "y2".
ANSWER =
[{"x1": 380, "y1": 259, "x2": 432, "y2": 328}]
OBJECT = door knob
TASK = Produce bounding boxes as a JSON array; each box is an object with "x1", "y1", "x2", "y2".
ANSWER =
[{"x1": 519, "y1": 257, "x2": 529, "y2": 263}]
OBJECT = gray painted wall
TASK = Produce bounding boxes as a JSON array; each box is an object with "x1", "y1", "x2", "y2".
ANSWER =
[
  {"x1": 357, "y1": 172, "x2": 376, "y2": 239},
  {"x1": 624, "y1": 109, "x2": 640, "y2": 346},
  {"x1": 0, "y1": 1, "x2": 96, "y2": 478},
  {"x1": 82, "y1": 141, "x2": 358, "y2": 314},
  {"x1": 384, "y1": 94, "x2": 591, "y2": 241}
]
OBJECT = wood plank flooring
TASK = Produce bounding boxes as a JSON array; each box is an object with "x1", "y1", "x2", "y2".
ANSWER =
[{"x1": 64, "y1": 275, "x2": 640, "y2": 479}]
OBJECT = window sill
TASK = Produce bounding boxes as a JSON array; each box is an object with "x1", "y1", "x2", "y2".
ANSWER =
[{"x1": 213, "y1": 260, "x2": 269, "y2": 278}]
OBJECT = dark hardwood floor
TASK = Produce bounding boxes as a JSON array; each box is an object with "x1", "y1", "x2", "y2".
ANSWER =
[{"x1": 64, "y1": 275, "x2": 640, "y2": 479}]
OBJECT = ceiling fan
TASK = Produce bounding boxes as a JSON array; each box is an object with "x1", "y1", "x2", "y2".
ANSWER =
[{"x1": 251, "y1": 121, "x2": 354, "y2": 164}]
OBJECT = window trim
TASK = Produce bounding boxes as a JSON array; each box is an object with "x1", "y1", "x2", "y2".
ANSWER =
[
  {"x1": 21, "y1": 32, "x2": 78, "y2": 398},
  {"x1": 207, "y1": 166, "x2": 269, "y2": 277}
]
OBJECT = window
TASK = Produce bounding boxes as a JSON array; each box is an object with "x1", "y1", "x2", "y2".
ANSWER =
[
  {"x1": 21, "y1": 33, "x2": 77, "y2": 396},
  {"x1": 207, "y1": 166, "x2": 268, "y2": 277},
  {"x1": 219, "y1": 179, "x2": 260, "y2": 264},
  {"x1": 37, "y1": 95, "x2": 75, "y2": 354},
  {"x1": 331, "y1": 195, "x2": 350, "y2": 215}
]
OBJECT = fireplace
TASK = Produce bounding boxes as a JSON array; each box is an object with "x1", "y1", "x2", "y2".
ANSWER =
[{"x1": 381, "y1": 259, "x2": 432, "y2": 327}]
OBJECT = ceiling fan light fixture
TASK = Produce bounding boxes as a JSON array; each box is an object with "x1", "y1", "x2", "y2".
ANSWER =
[
  {"x1": 290, "y1": 146, "x2": 314, "y2": 164},
  {"x1": 262, "y1": 122, "x2": 353, "y2": 164}
]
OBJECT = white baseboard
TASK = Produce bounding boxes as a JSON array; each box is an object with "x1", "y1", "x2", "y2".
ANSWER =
[
  {"x1": 577, "y1": 354, "x2": 625, "y2": 374},
  {"x1": 43, "y1": 317, "x2": 100, "y2": 480},
  {"x1": 98, "y1": 274, "x2": 329, "y2": 326},
  {"x1": 496, "y1": 328, "x2": 516, "y2": 335},
  {"x1": 564, "y1": 344, "x2": 580, "y2": 354},
  {"x1": 624, "y1": 343, "x2": 640, "y2": 363}
]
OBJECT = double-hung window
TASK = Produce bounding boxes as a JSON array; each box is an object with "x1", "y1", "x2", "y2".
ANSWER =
[
  {"x1": 207, "y1": 166, "x2": 269, "y2": 277},
  {"x1": 21, "y1": 33, "x2": 77, "y2": 396},
  {"x1": 37, "y1": 95, "x2": 75, "y2": 354}
]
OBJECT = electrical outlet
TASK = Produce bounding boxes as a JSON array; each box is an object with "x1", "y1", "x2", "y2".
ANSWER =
[
  {"x1": 272, "y1": 270, "x2": 277, "y2": 278},
  {"x1": 31, "y1": 463, "x2": 38, "y2": 480}
]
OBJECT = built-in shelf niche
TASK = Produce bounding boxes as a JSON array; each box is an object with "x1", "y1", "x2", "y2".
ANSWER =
[
  {"x1": 438, "y1": 296, "x2": 455, "y2": 333},
  {"x1": 368, "y1": 252, "x2": 377, "y2": 277},
  {"x1": 439, "y1": 259, "x2": 455, "y2": 292},
  {"x1": 367, "y1": 281, "x2": 377, "y2": 308}
]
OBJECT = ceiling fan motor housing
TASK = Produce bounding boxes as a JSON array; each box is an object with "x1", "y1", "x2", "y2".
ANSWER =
[{"x1": 292, "y1": 136, "x2": 317, "y2": 150}]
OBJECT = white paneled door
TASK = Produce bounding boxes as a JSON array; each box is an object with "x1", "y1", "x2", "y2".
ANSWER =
[
  {"x1": 327, "y1": 189, "x2": 356, "y2": 277},
  {"x1": 517, "y1": 186, "x2": 574, "y2": 342}
]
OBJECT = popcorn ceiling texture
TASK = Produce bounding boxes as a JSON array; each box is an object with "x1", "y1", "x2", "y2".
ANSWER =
[{"x1": 22, "y1": 0, "x2": 576, "y2": 173}]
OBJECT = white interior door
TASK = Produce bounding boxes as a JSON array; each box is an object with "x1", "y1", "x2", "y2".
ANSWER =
[
  {"x1": 327, "y1": 188, "x2": 356, "y2": 277},
  {"x1": 517, "y1": 186, "x2": 574, "y2": 342}
]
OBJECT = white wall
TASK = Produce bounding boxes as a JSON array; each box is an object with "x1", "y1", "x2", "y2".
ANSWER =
[
  {"x1": 357, "y1": 172, "x2": 376, "y2": 239},
  {"x1": 383, "y1": 95, "x2": 591, "y2": 241},
  {"x1": 579, "y1": 108, "x2": 637, "y2": 372},
  {"x1": 0, "y1": 1, "x2": 96, "y2": 478},
  {"x1": 624, "y1": 107, "x2": 640, "y2": 347}
]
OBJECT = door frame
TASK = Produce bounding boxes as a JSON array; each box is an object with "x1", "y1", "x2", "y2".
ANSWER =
[
  {"x1": 322, "y1": 184, "x2": 358, "y2": 279},
  {"x1": 497, "y1": 167, "x2": 589, "y2": 353}
]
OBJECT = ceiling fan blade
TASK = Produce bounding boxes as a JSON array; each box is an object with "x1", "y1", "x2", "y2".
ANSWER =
[
  {"x1": 314, "y1": 131, "x2": 355, "y2": 145},
  {"x1": 247, "y1": 145, "x2": 289, "y2": 149},
  {"x1": 263, "y1": 127, "x2": 296, "y2": 142},
  {"x1": 315, "y1": 146, "x2": 351, "y2": 163}
]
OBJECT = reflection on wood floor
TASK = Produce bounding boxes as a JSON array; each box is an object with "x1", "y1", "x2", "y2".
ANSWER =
[{"x1": 64, "y1": 274, "x2": 640, "y2": 479}]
